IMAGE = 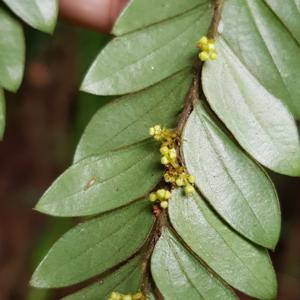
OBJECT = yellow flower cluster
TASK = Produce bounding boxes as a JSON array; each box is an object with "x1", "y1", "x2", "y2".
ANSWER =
[
  {"x1": 149, "y1": 125, "x2": 195, "y2": 208},
  {"x1": 196, "y1": 36, "x2": 217, "y2": 61},
  {"x1": 149, "y1": 188, "x2": 171, "y2": 209},
  {"x1": 108, "y1": 291, "x2": 145, "y2": 300}
]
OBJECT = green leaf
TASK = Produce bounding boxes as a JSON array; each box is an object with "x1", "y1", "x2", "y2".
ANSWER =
[
  {"x1": 182, "y1": 103, "x2": 280, "y2": 248},
  {"x1": 35, "y1": 140, "x2": 162, "y2": 217},
  {"x1": 0, "y1": 89, "x2": 5, "y2": 139},
  {"x1": 151, "y1": 228, "x2": 237, "y2": 300},
  {"x1": 2, "y1": 0, "x2": 58, "y2": 33},
  {"x1": 221, "y1": 0, "x2": 300, "y2": 119},
  {"x1": 264, "y1": 0, "x2": 300, "y2": 44},
  {"x1": 63, "y1": 255, "x2": 143, "y2": 300},
  {"x1": 113, "y1": 0, "x2": 208, "y2": 35},
  {"x1": 0, "y1": 7, "x2": 25, "y2": 92},
  {"x1": 169, "y1": 189, "x2": 277, "y2": 300},
  {"x1": 31, "y1": 200, "x2": 153, "y2": 288},
  {"x1": 202, "y1": 37, "x2": 300, "y2": 176},
  {"x1": 81, "y1": 5, "x2": 210, "y2": 95},
  {"x1": 75, "y1": 70, "x2": 192, "y2": 162}
]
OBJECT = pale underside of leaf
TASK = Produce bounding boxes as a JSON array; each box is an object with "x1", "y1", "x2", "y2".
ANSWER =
[
  {"x1": 81, "y1": 5, "x2": 210, "y2": 95},
  {"x1": 202, "y1": 37, "x2": 300, "y2": 176},
  {"x1": 35, "y1": 140, "x2": 162, "y2": 217},
  {"x1": 0, "y1": 89, "x2": 5, "y2": 139},
  {"x1": 264, "y1": 0, "x2": 300, "y2": 45},
  {"x1": 221, "y1": 0, "x2": 300, "y2": 119},
  {"x1": 31, "y1": 201, "x2": 154, "y2": 288},
  {"x1": 63, "y1": 255, "x2": 143, "y2": 300},
  {"x1": 0, "y1": 7, "x2": 25, "y2": 92},
  {"x1": 151, "y1": 228, "x2": 237, "y2": 300},
  {"x1": 182, "y1": 103, "x2": 280, "y2": 248},
  {"x1": 2, "y1": 0, "x2": 58, "y2": 33},
  {"x1": 113, "y1": 0, "x2": 209, "y2": 35},
  {"x1": 75, "y1": 69, "x2": 192, "y2": 162},
  {"x1": 169, "y1": 189, "x2": 277, "y2": 300}
]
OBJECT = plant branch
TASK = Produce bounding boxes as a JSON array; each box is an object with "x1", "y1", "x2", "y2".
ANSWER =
[{"x1": 176, "y1": 0, "x2": 224, "y2": 136}]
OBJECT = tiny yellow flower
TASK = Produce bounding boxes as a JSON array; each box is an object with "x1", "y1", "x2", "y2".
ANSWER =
[
  {"x1": 160, "y1": 146, "x2": 169, "y2": 155},
  {"x1": 161, "y1": 156, "x2": 169, "y2": 165},
  {"x1": 196, "y1": 36, "x2": 208, "y2": 48},
  {"x1": 156, "y1": 189, "x2": 166, "y2": 199},
  {"x1": 149, "y1": 192, "x2": 157, "y2": 202},
  {"x1": 185, "y1": 185, "x2": 195, "y2": 195},
  {"x1": 176, "y1": 177, "x2": 184, "y2": 187},
  {"x1": 210, "y1": 51, "x2": 217, "y2": 60},
  {"x1": 199, "y1": 51, "x2": 209, "y2": 61},
  {"x1": 188, "y1": 175, "x2": 195, "y2": 184},
  {"x1": 149, "y1": 127, "x2": 155, "y2": 136},
  {"x1": 164, "y1": 190, "x2": 171, "y2": 199},
  {"x1": 169, "y1": 148, "x2": 177, "y2": 160},
  {"x1": 123, "y1": 295, "x2": 132, "y2": 300},
  {"x1": 160, "y1": 201, "x2": 168, "y2": 209},
  {"x1": 132, "y1": 292, "x2": 143, "y2": 300}
]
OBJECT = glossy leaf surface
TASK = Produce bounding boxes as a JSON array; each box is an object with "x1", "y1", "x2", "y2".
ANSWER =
[
  {"x1": 63, "y1": 255, "x2": 143, "y2": 300},
  {"x1": 151, "y1": 228, "x2": 237, "y2": 300},
  {"x1": 2, "y1": 0, "x2": 58, "y2": 33},
  {"x1": 113, "y1": 0, "x2": 208, "y2": 35},
  {"x1": 169, "y1": 189, "x2": 277, "y2": 299},
  {"x1": 31, "y1": 201, "x2": 153, "y2": 288},
  {"x1": 182, "y1": 103, "x2": 280, "y2": 248},
  {"x1": 75, "y1": 70, "x2": 191, "y2": 162},
  {"x1": 35, "y1": 141, "x2": 162, "y2": 216},
  {"x1": 0, "y1": 7, "x2": 24, "y2": 92},
  {"x1": 202, "y1": 37, "x2": 300, "y2": 176},
  {"x1": 81, "y1": 6, "x2": 210, "y2": 95}
]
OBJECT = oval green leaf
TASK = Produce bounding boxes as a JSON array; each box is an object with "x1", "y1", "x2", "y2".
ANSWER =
[
  {"x1": 0, "y1": 89, "x2": 5, "y2": 139},
  {"x1": 35, "y1": 140, "x2": 162, "y2": 217},
  {"x1": 151, "y1": 228, "x2": 237, "y2": 300},
  {"x1": 2, "y1": 0, "x2": 58, "y2": 33},
  {"x1": 221, "y1": 0, "x2": 300, "y2": 119},
  {"x1": 63, "y1": 255, "x2": 143, "y2": 300},
  {"x1": 81, "y1": 6, "x2": 210, "y2": 95},
  {"x1": 113, "y1": 0, "x2": 208, "y2": 35},
  {"x1": 202, "y1": 37, "x2": 300, "y2": 176},
  {"x1": 182, "y1": 103, "x2": 280, "y2": 248},
  {"x1": 31, "y1": 200, "x2": 153, "y2": 288},
  {"x1": 169, "y1": 189, "x2": 277, "y2": 300},
  {"x1": 0, "y1": 7, "x2": 25, "y2": 92},
  {"x1": 75, "y1": 70, "x2": 191, "y2": 162}
]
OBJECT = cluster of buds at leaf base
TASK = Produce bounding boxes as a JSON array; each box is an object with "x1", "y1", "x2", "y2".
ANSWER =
[
  {"x1": 149, "y1": 125, "x2": 195, "y2": 208},
  {"x1": 196, "y1": 36, "x2": 217, "y2": 61},
  {"x1": 108, "y1": 291, "x2": 145, "y2": 300}
]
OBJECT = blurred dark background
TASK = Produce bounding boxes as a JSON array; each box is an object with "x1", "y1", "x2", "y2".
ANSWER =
[{"x1": 0, "y1": 22, "x2": 299, "y2": 300}]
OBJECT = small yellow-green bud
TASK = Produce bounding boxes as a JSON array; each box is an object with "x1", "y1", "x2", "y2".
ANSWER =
[
  {"x1": 210, "y1": 52, "x2": 217, "y2": 60},
  {"x1": 154, "y1": 125, "x2": 161, "y2": 132},
  {"x1": 164, "y1": 173, "x2": 171, "y2": 182},
  {"x1": 161, "y1": 156, "x2": 169, "y2": 165},
  {"x1": 176, "y1": 177, "x2": 184, "y2": 187},
  {"x1": 149, "y1": 127, "x2": 155, "y2": 136},
  {"x1": 169, "y1": 148, "x2": 177, "y2": 159},
  {"x1": 160, "y1": 201, "x2": 168, "y2": 209},
  {"x1": 160, "y1": 146, "x2": 169, "y2": 155},
  {"x1": 185, "y1": 185, "x2": 195, "y2": 195},
  {"x1": 149, "y1": 192, "x2": 157, "y2": 202},
  {"x1": 188, "y1": 175, "x2": 195, "y2": 184},
  {"x1": 207, "y1": 42, "x2": 215, "y2": 51},
  {"x1": 199, "y1": 51, "x2": 209, "y2": 61},
  {"x1": 110, "y1": 292, "x2": 121, "y2": 300},
  {"x1": 133, "y1": 292, "x2": 143, "y2": 300},
  {"x1": 197, "y1": 36, "x2": 208, "y2": 48},
  {"x1": 157, "y1": 189, "x2": 166, "y2": 199},
  {"x1": 123, "y1": 295, "x2": 132, "y2": 300},
  {"x1": 164, "y1": 190, "x2": 171, "y2": 199}
]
